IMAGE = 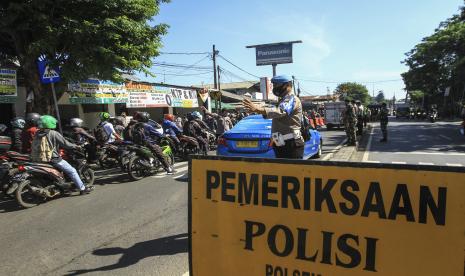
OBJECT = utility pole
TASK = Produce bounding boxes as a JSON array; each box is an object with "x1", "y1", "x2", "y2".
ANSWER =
[
  {"x1": 217, "y1": 65, "x2": 222, "y2": 112},
  {"x1": 292, "y1": 76, "x2": 296, "y2": 95},
  {"x1": 213, "y1": 45, "x2": 218, "y2": 89}
]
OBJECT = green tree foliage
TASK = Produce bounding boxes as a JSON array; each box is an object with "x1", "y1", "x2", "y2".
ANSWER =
[
  {"x1": 0, "y1": 0, "x2": 169, "y2": 113},
  {"x1": 409, "y1": 90, "x2": 425, "y2": 106},
  {"x1": 334, "y1": 82, "x2": 370, "y2": 104},
  {"x1": 402, "y1": 5, "x2": 465, "y2": 113}
]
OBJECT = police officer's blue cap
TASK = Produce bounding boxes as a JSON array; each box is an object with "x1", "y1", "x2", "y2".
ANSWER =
[{"x1": 271, "y1": 75, "x2": 293, "y2": 84}]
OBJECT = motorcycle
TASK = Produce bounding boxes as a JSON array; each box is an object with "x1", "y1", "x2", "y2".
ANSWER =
[
  {"x1": 178, "y1": 135, "x2": 201, "y2": 161},
  {"x1": 127, "y1": 140, "x2": 174, "y2": 181},
  {"x1": 59, "y1": 145, "x2": 95, "y2": 186},
  {"x1": 0, "y1": 151, "x2": 30, "y2": 197},
  {"x1": 204, "y1": 131, "x2": 217, "y2": 151},
  {"x1": 96, "y1": 142, "x2": 123, "y2": 169},
  {"x1": 11, "y1": 149, "x2": 95, "y2": 208},
  {"x1": 429, "y1": 112, "x2": 437, "y2": 123}
]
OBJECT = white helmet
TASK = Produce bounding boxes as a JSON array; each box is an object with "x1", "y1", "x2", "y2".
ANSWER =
[{"x1": 70, "y1": 118, "x2": 84, "y2": 127}]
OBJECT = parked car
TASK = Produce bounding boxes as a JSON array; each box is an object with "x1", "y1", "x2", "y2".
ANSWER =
[{"x1": 217, "y1": 115, "x2": 322, "y2": 159}]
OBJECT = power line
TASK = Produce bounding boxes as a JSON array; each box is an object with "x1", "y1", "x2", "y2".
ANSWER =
[
  {"x1": 153, "y1": 61, "x2": 212, "y2": 71},
  {"x1": 164, "y1": 55, "x2": 211, "y2": 82},
  {"x1": 217, "y1": 54, "x2": 261, "y2": 79},
  {"x1": 159, "y1": 51, "x2": 211, "y2": 55},
  {"x1": 151, "y1": 71, "x2": 212, "y2": 77}
]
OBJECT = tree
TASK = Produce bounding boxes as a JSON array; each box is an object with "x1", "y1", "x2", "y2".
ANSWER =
[
  {"x1": 0, "y1": 0, "x2": 169, "y2": 113},
  {"x1": 409, "y1": 90, "x2": 425, "y2": 106},
  {"x1": 402, "y1": 5, "x2": 465, "y2": 114},
  {"x1": 334, "y1": 82, "x2": 370, "y2": 104},
  {"x1": 375, "y1": 91, "x2": 385, "y2": 103}
]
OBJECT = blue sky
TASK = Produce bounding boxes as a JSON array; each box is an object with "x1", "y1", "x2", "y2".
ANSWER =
[{"x1": 141, "y1": 0, "x2": 464, "y2": 99}]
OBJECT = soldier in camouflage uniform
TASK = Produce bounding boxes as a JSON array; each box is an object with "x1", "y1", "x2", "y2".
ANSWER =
[
  {"x1": 343, "y1": 99, "x2": 357, "y2": 146},
  {"x1": 379, "y1": 102, "x2": 389, "y2": 142}
]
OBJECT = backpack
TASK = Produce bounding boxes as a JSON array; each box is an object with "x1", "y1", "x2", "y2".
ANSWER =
[
  {"x1": 95, "y1": 123, "x2": 109, "y2": 143},
  {"x1": 31, "y1": 134, "x2": 54, "y2": 162},
  {"x1": 132, "y1": 123, "x2": 146, "y2": 145}
]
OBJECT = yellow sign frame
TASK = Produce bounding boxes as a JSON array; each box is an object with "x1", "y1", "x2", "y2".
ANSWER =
[{"x1": 189, "y1": 156, "x2": 465, "y2": 276}]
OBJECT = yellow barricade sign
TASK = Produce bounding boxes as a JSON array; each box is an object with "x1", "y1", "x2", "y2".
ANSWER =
[{"x1": 189, "y1": 156, "x2": 465, "y2": 276}]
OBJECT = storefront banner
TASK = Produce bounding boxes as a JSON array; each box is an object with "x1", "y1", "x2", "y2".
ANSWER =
[
  {"x1": 168, "y1": 87, "x2": 199, "y2": 108},
  {"x1": 0, "y1": 69, "x2": 17, "y2": 103},
  {"x1": 68, "y1": 79, "x2": 128, "y2": 104},
  {"x1": 126, "y1": 83, "x2": 170, "y2": 108}
]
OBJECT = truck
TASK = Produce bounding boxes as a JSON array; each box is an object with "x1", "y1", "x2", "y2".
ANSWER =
[
  {"x1": 395, "y1": 103, "x2": 411, "y2": 119},
  {"x1": 324, "y1": 101, "x2": 346, "y2": 130}
]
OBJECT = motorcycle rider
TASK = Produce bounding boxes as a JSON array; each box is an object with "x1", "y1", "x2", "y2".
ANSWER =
[
  {"x1": 112, "y1": 116, "x2": 126, "y2": 138},
  {"x1": 184, "y1": 112, "x2": 209, "y2": 155},
  {"x1": 70, "y1": 118, "x2": 95, "y2": 144},
  {"x1": 21, "y1": 113, "x2": 40, "y2": 154},
  {"x1": 70, "y1": 118, "x2": 97, "y2": 162},
  {"x1": 162, "y1": 114, "x2": 183, "y2": 152},
  {"x1": 132, "y1": 112, "x2": 174, "y2": 174},
  {"x1": 96, "y1": 112, "x2": 121, "y2": 144},
  {"x1": 10, "y1": 117, "x2": 25, "y2": 153},
  {"x1": 32, "y1": 115, "x2": 93, "y2": 195}
]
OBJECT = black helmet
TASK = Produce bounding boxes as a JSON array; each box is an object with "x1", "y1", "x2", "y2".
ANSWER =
[
  {"x1": 25, "y1": 113, "x2": 41, "y2": 127},
  {"x1": 134, "y1": 111, "x2": 150, "y2": 123}
]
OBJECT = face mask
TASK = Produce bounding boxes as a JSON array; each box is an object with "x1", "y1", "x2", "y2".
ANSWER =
[{"x1": 272, "y1": 84, "x2": 288, "y2": 97}]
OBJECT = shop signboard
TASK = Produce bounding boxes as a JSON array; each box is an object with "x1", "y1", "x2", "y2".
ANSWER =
[
  {"x1": 126, "y1": 83, "x2": 170, "y2": 108},
  {"x1": 0, "y1": 69, "x2": 17, "y2": 103},
  {"x1": 168, "y1": 87, "x2": 199, "y2": 108},
  {"x1": 68, "y1": 79, "x2": 128, "y2": 104}
]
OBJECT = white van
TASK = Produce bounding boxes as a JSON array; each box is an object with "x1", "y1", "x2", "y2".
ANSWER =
[{"x1": 324, "y1": 101, "x2": 346, "y2": 130}]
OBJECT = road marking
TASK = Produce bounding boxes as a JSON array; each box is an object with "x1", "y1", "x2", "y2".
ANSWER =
[
  {"x1": 322, "y1": 138, "x2": 347, "y2": 161},
  {"x1": 419, "y1": 162, "x2": 434, "y2": 165},
  {"x1": 362, "y1": 126, "x2": 375, "y2": 162},
  {"x1": 365, "y1": 160, "x2": 380, "y2": 163},
  {"x1": 392, "y1": 161, "x2": 407, "y2": 164},
  {"x1": 151, "y1": 165, "x2": 189, "y2": 179},
  {"x1": 174, "y1": 162, "x2": 188, "y2": 168},
  {"x1": 439, "y1": 134, "x2": 453, "y2": 141},
  {"x1": 182, "y1": 272, "x2": 189, "y2": 276},
  {"x1": 173, "y1": 166, "x2": 189, "y2": 174},
  {"x1": 446, "y1": 163, "x2": 463, "y2": 167}
]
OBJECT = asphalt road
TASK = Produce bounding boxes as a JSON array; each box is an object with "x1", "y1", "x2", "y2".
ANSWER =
[
  {"x1": 0, "y1": 162, "x2": 190, "y2": 276},
  {"x1": 355, "y1": 118, "x2": 465, "y2": 166}
]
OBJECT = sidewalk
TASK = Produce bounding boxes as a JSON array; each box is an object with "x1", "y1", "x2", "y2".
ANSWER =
[{"x1": 329, "y1": 124, "x2": 372, "y2": 162}]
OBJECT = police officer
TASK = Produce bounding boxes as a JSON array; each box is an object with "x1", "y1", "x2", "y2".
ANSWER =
[
  {"x1": 355, "y1": 100, "x2": 364, "y2": 135},
  {"x1": 379, "y1": 102, "x2": 389, "y2": 142},
  {"x1": 242, "y1": 75, "x2": 304, "y2": 159},
  {"x1": 343, "y1": 99, "x2": 357, "y2": 146}
]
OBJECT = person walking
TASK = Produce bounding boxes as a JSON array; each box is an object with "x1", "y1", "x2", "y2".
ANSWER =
[
  {"x1": 343, "y1": 99, "x2": 357, "y2": 146},
  {"x1": 379, "y1": 102, "x2": 389, "y2": 142},
  {"x1": 242, "y1": 75, "x2": 304, "y2": 159}
]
